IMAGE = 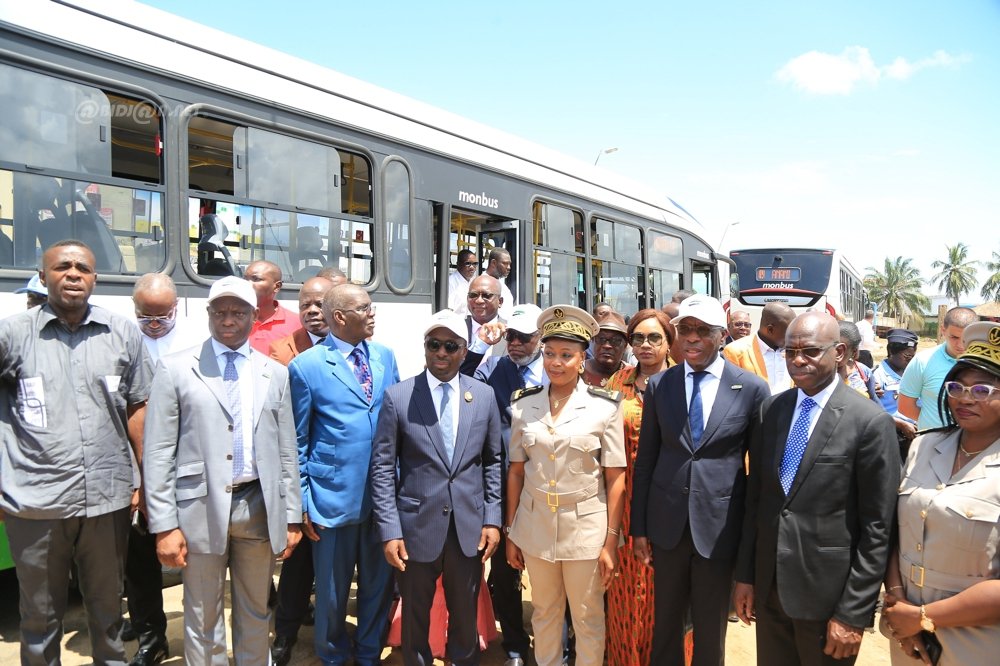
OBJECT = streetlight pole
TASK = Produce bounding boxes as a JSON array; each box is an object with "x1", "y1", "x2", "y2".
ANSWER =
[
  {"x1": 594, "y1": 147, "x2": 618, "y2": 165},
  {"x1": 718, "y1": 221, "x2": 740, "y2": 250}
]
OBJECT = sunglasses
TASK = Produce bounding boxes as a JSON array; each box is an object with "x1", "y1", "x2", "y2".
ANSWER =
[
  {"x1": 782, "y1": 344, "x2": 837, "y2": 361},
  {"x1": 466, "y1": 291, "x2": 497, "y2": 301},
  {"x1": 506, "y1": 330, "x2": 536, "y2": 344},
  {"x1": 424, "y1": 339, "x2": 464, "y2": 354},
  {"x1": 629, "y1": 332, "x2": 665, "y2": 347},
  {"x1": 675, "y1": 324, "x2": 722, "y2": 338},
  {"x1": 944, "y1": 381, "x2": 1000, "y2": 402},
  {"x1": 136, "y1": 313, "x2": 175, "y2": 324},
  {"x1": 593, "y1": 334, "x2": 626, "y2": 348}
]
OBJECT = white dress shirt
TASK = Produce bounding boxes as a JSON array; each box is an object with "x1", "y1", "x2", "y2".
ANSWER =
[
  {"x1": 684, "y1": 354, "x2": 726, "y2": 430},
  {"x1": 791, "y1": 377, "x2": 839, "y2": 440},
  {"x1": 447, "y1": 270, "x2": 472, "y2": 315},
  {"x1": 212, "y1": 338, "x2": 257, "y2": 483},
  {"x1": 139, "y1": 323, "x2": 199, "y2": 363},
  {"x1": 425, "y1": 369, "x2": 461, "y2": 424},
  {"x1": 757, "y1": 334, "x2": 790, "y2": 395}
]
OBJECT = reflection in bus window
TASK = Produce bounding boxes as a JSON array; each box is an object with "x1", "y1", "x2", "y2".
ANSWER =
[
  {"x1": 647, "y1": 230, "x2": 684, "y2": 307},
  {"x1": 590, "y1": 218, "x2": 644, "y2": 316},
  {"x1": 533, "y1": 202, "x2": 585, "y2": 308},
  {"x1": 383, "y1": 160, "x2": 412, "y2": 290},
  {"x1": 187, "y1": 115, "x2": 374, "y2": 284}
]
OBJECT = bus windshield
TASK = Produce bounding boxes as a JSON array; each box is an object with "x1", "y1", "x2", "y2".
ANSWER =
[{"x1": 730, "y1": 248, "x2": 834, "y2": 307}]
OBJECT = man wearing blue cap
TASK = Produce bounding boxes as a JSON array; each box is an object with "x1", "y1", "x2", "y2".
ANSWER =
[{"x1": 14, "y1": 274, "x2": 47, "y2": 308}]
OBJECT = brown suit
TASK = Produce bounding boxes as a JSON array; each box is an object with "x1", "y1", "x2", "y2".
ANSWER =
[{"x1": 269, "y1": 328, "x2": 315, "y2": 367}]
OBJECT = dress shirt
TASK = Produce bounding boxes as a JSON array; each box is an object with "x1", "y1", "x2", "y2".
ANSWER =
[
  {"x1": 497, "y1": 280, "x2": 515, "y2": 321},
  {"x1": 328, "y1": 333, "x2": 367, "y2": 372},
  {"x1": 425, "y1": 369, "x2": 461, "y2": 423},
  {"x1": 757, "y1": 334, "x2": 789, "y2": 394},
  {"x1": 789, "y1": 377, "x2": 839, "y2": 441},
  {"x1": 211, "y1": 338, "x2": 257, "y2": 483},
  {"x1": 519, "y1": 353, "x2": 547, "y2": 387},
  {"x1": 684, "y1": 355, "x2": 726, "y2": 430},
  {"x1": 447, "y1": 270, "x2": 472, "y2": 314},
  {"x1": 139, "y1": 323, "x2": 199, "y2": 363},
  {"x1": 307, "y1": 330, "x2": 324, "y2": 346}
]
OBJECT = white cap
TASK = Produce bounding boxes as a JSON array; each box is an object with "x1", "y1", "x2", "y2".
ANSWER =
[
  {"x1": 670, "y1": 294, "x2": 726, "y2": 329},
  {"x1": 208, "y1": 276, "x2": 257, "y2": 308},
  {"x1": 424, "y1": 309, "x2": 467, "y2": 341},
  {"x1": 507, "y1": 303, "x2": 543, "y2": 334}
]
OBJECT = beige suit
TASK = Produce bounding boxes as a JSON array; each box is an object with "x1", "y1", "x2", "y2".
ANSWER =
[
  {"x1": 887, "y1": 430, "x2": 1000, "y2": 665},
  {"x1": 508, "y1": 380, "x2": 625, "y2": 666}
]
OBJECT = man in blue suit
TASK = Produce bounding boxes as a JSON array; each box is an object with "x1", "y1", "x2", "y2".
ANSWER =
[
  {"x1": 371, "y1": 309, "x2": 503, "y2": 666},
  {"x1": 474, "y1": 303, "x2": 543, "y2": 666},
  {"x1": 289, "y1": 283, "x2": 399, "y2": 666},
  {"x1": 630, "y1": 295, "x2": 769, "y2": 666}
]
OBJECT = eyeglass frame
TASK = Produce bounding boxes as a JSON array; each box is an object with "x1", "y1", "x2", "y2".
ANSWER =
[{"x1": 424, "y1": 338, "x2": 465, "y2": 354}]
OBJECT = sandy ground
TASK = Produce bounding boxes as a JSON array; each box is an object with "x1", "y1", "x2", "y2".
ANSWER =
[{"x1": 0, "y1": 565, "x2": 892, "y2": 665}]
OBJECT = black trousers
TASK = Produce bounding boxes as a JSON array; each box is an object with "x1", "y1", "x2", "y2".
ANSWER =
[
  {"x1": 651, "y1": 528, "x2": 733, "y2": 666},
  {"x1": 756, "y1": 586, "x2": 858, "y2": 666},
  {"x1": 274, "y1": 536, "x2": 314, "y2": 639},
  {"x1": 487, "y1": 532, "x2": 530, "y2": 657},
  {"x1": 395, "y1": 518, "x2": 481, "y2": 666},
  {"x1": 125, "y1": 514, "x2": 167, "y2": 649}
]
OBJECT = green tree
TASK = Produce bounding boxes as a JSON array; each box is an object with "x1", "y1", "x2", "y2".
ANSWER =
[
  {"x1": 930, "y1": 243, "x2": 979, "y2": 306},
  {"x1": 981, "y1": 250, "x2": 1000, "y2": 303},
  {"x1": 864, "y1": 256, "x2": 931, "y2": 326}
]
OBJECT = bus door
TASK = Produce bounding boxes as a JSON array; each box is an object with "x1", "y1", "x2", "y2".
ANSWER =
[
  {"x1": 691, "y1": 260, "x2": 715, "y2": 297},
  {"x1": 435, "y1": 205, "x2": 519, "y2": 310},
  {"x1": 477, "y1": 220, "x2": 520, "y2": 306}
]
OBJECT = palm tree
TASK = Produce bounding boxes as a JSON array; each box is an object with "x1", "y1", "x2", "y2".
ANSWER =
[
  {"x1": 981, "y1": 250, "x2": 1000, "y2": 303},
  {"x1": 864, "y1": 256, "x2": 931, "y2": 326},
  {"x1": 930, "y1": 243, "x2": 979, "y2": 306}
]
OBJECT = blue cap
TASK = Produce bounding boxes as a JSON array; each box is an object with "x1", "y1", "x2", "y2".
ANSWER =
[
  {"x1": 886, "y1": 328, "x2": 917, "y2": 347},
  {"x1": 14, "y1": 275, "x2": 47, "y2": 297}
]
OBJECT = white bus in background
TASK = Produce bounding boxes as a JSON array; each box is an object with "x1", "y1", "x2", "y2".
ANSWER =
[{"x1": 727, "y1": 248, "x2": 867, "y2": 326}]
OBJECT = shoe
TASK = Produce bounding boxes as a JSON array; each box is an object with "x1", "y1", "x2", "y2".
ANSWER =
[
  {"x1": 121, "y1": 619, "x2": 137, "y2": 643},
  {"x1": 271, "y1": 634, "x2": 297, "y2": 666},
  {"x1": 302, "y1": 601, "x2": 315, "y2": 627},
  {"x1": 504, "y1": 658, "x2": 525, "y2": 666},
  {"x1": 728, "y1": 614, "x2": 739, "y2": 623},
  {"x1": 129, "y1": 641, "x2": 169, "y2": 666}
]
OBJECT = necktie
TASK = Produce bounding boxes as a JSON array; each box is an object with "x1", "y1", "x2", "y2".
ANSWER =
[
  {"x1": 439, "y1": 383, "x2": 455, "y2": 462},
  {"x1": 223, "y1": 351, "x2": 243, "y2": 480},
  {"x1": 688, "y1": 371, "x2": 707, "y2": 448},
  {"x1": 350, "y1": 348, "x2": 373, "y2": 401},
  {"x1": 779, "y1": 397, "x2": 818, "y2": 495},
  {"x1": 517, "y1": 364, "x2": 531, "y2": 388}
]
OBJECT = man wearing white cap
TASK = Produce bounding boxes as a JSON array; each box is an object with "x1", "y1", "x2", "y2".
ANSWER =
[
  {"x1": 631, "y1": 294, "x2": 769, "y2": 666},
  {"x1": 370, "y1": 309, "x2": 502, "y2": 666},
  {"x1": 143, "y1": 275, "x2": 301, "y2": 665}
]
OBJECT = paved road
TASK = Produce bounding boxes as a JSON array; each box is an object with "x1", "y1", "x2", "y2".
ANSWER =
[{"x1": 0, "y1": 566, "x2": 892, "y2": 665}]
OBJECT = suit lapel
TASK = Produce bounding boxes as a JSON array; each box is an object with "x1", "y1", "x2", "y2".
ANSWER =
[
  {"x1": 415, "y1": 373, "x2": 452, "y2": 469},
  {"x1": 250, "y1": 351, "x2": 270, "y2": 428},
  {"x1": 751, "y1": 337, "x2": 768, "y2": 381},
  {"x1": 451, "y1": 377, "x2": 475, "y2": 467},
  {"x1": 786, "y1": 383, "x2": 845, "y2": 502},
  {"x1": 368, "y1": 343, "x2": 387, "y2": 399},
  {"x1": 665, "y1": 367, "x2": 694, "y2": 451},
  {"x1": 700, "y1": 363, "x2": 739, "y2": 444},
  {"x1": 193, "y1": 339, "x2": 232, "y2": 419},
  {"x1": 323, "y1": 340, "x2": 368, "y2": 403}
]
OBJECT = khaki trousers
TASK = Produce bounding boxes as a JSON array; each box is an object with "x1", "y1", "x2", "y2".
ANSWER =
[{"x1": 524, "y1": 554, "x2": 605, "y2": 666}]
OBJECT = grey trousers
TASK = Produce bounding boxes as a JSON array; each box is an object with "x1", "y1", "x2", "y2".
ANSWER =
[
  {"x1": 182, "y1": 481, "x2": 276, "y2": 666},
  {"x1": 5, "y1": 508, "x2": 130, "y2": 666}
]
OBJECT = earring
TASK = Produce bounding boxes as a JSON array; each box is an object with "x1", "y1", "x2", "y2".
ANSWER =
[{"x1": 578, "y1": 364, "x2": 584, "y2": 375}]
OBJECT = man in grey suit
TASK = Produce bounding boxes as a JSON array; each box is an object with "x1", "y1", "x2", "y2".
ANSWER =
[
  {"x1": 631, "y1": 294, "x2": 769, "y2": 666},
  {"x1": 734, "y1": 312, "x2": 899, "y2": 665},
  {"x1": 370, "y1": 309, "x2": 503, "y2": 666},
  {"x1": 143, "y1": 276, "x2": 302, "y2": 665}
]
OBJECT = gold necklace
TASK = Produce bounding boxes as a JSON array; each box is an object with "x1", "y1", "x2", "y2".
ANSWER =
[
  {"x1": 958, "y1": 441, "x2": 984, "y2": 457},
  {"x1": 550, "y1": 390, "x2": 573, "y2": 410}
]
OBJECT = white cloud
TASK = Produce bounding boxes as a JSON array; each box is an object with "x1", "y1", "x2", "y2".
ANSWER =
[{"x1": 775, "y1": 47, "x2": 970, "y2": 95}]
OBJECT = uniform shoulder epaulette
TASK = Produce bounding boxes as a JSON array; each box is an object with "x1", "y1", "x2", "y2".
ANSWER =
[
  {"x1": 587, "y1": 386, "x2": 622, "y2": 402},
  {"x1": 510, "y1": 385, "x2": 544, "y2": 403},
  {"x1": 915, "y1": 425, "x2": 955, "y2": 436}
]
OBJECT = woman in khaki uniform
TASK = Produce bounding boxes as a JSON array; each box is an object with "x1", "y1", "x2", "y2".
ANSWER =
[
  {"x1": 505, "y1": 305, "x2": 626, "y2": 666},
  {"x1": 881, "y1": 321, "x2": 1000, "y2": 664}
]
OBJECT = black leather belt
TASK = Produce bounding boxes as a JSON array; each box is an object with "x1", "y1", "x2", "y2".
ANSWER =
[{"x1": 232, "y1": 478, "x2": 260, "y2": 494}]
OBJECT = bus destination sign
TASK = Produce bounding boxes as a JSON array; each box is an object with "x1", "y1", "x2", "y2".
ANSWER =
[{"x1": 755, "y1": 267, "x2": 801, "y2": 282}]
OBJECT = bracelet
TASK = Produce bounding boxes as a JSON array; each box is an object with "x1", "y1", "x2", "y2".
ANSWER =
[
  {"x1": 607, "y1": 527, "x2": 621, "y2": 536},
  {"x1": 886, "y1": 585, "x2": 903, "y2": 593}
]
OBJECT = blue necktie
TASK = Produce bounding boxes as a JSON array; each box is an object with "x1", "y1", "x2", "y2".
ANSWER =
[
  {"x1": 688, "y1": 371, "x2": 707, "y2": 448},
  {"x1": 439, "y1": 383, "x2": 454, "y2": 462},
  {"x1": 223, "y1": 351, "x2": 243, "y2": 480},
  {"x1": 779, "y1": 397, "x2": 818, "y2": 495},
  {"x1": 350, "y1": 347, "x2": 373, "y2": 401},
  {"x1": 517, "y1": 364, "x2": 530, "y2": 388}
]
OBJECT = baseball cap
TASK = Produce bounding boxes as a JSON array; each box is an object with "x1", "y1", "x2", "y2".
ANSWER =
[
  {"x1": 14, "y1": 275, "x2": 47, "y2": 297},
  {"x1": 507, "y1": 304, "x2": 543, "y2": 335},
  {"x1": 424, "y1": 309, "x2": 467, "y2": 341},
  {"x1": 207, "y1": 276, "x2": 257, "y2": 308},
  {"x1": 670, "y1": 294, "x2": 726, "y2": 329}
]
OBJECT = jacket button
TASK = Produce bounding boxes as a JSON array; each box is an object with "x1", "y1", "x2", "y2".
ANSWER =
[
  {"x1": 226, "y1": 454, "x2": 233, "y2": 460},
  {"x1": 225, "y1": 485, "x2": 232, "y2": 493},
  {"x1": 692, "y1": 454, "x2": 700, "y2": 461},
  {"x1": 682, "y1": 486, "x2": 689, "y2": 494},
  {"x1": 443, "y1": 506, "x2": 450, "y2": 514},
  {"x1": 781, "y1": 509, "x2": 789, "y2": 517},
  {"x1": 228, "y1": 424, "x2": 234, "y2": 432}
]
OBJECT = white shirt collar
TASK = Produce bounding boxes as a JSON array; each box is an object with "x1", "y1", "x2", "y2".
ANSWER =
[
  {"x1": 425, "y1": 369, "x2": 460, "y2": 394},
  {"x1": 211, "y1": 337, "x2": 251, "y2": 360},
  {"x1": 756, "y1": 333, "x2": 781, "y2": 354},
  {"x1": 684, "y1": 353, "x2": 726, "y2": 379},
  {"x1": 795, "y1": 375, "x2": 839, "y2": 411}
]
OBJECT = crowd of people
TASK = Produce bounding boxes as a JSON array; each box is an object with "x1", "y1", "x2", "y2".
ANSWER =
[{"x1": 0, "y1": 239, "x2": 998, "y2": 666}]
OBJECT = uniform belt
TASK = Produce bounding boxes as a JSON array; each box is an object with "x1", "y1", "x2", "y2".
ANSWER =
[
  {"x1": 232, "y1": 478, "x2": 260, "y2": 494},
  {"x1": 902, "y1": 554, "x2": 990, "y2": 594},
  {"x1": 526, "y1": 481, "x2": 598, "y2": 509}
]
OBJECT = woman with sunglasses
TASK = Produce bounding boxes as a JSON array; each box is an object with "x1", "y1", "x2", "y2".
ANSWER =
[
  {"x1": 505, "y1": 305, "x2": 626, "y2": 666},
  {"x1": 881, "y1": 321, "x2": 1000, "y2": 664},
  {"x1": 603, "y1": 309, "x2": 675, "y2": 666}
]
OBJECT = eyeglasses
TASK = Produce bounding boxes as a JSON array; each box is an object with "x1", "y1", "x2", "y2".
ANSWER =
[
  {"x1": 676, "y1": 324, "x2": 723, "y2": 338},
  {"x1": 136, "y1": 312, "x2": 175, "y2": 324},
  {"x1": 630, "y1": 332, "x2": 665, "y2": 347},
  {"x1": 424, "y1": 338, "x2": 464, "y2": 354},
  {"x1": 944, "y1": 381, "x2": 1000, "y2": 402},
  {"x1": 506, "y1": 330, "x2": 536, "y2": 344},
  {"x1": 731, "y1": 322, "x2": 752, "y2": 329},
  {"x1": 337, "y1": 303, "x2": 376, "y2": 315},
  {"x1": 593, "y1": 334, "x2": 626, "y2": 349},
  {"x1": 782, "y1": 344, "x2": 837, "y2": 361},
  {"x1": 208, "y1": 308, "x2": 252, "y2": 322},
  {"x1": 466, "y1": 291, "x2": 497, "y2": 301}
]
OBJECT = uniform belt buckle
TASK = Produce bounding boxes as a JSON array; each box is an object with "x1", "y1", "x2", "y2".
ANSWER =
[
  {"x1": 546, "y1": 492, "x2": 559, "y2": 507},
  {"x1": 909, "y1": 564, "x2": 924, "y2": 588}
]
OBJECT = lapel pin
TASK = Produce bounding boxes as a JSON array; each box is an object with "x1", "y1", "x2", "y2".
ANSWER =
[
  {"x1": 731, "y1": 384, "x2": 742, "y2": 390},
  {"x1": 464, "y1": 391, "x2": 473, "y2": 403}
]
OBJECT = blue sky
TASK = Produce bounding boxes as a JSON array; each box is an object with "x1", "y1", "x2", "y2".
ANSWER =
[{"x1": 145, "y1": 0, "x2": 1000, "y2": 300}]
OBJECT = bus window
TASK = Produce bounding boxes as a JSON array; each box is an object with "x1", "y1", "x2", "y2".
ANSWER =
[
  {"x1": 383, "y1": 159, "x2": 412, "y2": 291},
  {"x1": 533, "y1": 202, "x2": 585, "y2": 308},
  {"x1": 0, "y1": 64, "x2": 165, "y2": 273},
  {"x1": 590, "y1": 218, "x2": 645, "y2": 317},
  {"x1": 647, "y1": 230, "x2": 683, "y2": 307},
  {"x1": 692, "y1": 263, "x2": 714, "y2": 296},
  {"x1": 187, "y1": 115, "x2": 374, "y2": 284}
]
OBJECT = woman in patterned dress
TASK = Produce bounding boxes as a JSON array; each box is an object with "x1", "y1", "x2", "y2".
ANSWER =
[{"x1": 604, "y1": 308, "x2": 675, "y2": 666}]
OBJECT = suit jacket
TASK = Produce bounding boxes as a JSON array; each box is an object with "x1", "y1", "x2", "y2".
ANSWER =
[
  {"x1": 475, "y1": 355, "x2": 523, "y2": 466},
  {"x1": 723, "y1": 334, "x2": 791, "y2": 390},
  {"x1": 370, "y1": 372, "x2": 502, "y2": 562},
  {"x1": 288, "y1": 338, "x2": 399, "y2": 528},
  {"x1": 460, "y1": 315, "x2": 507, "y2": 376},
  {"x1": 735, "y1": 381, "x2": 899, "y2": 627},
  {"x1": 269, "y1": 328, "x2": 315, "y2": 367},
  {"x1": 631, "y1": 360, "x2": 769, "y2": 560},
  {"x1": 143, "y1": 339, "x2": 301, "y2": 555}
]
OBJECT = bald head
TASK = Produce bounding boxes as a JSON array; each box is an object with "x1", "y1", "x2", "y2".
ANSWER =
[
  {"x1": 785, "y1": 312, "x2": 843, "y2": 395},
  {"x1": 298, "y1": 276, "x2": 336, "y2": 336},
  {"x1": 323, "y1": 283, "x2": 374, "y2": 344},
  {"x1": 133, "y1": 273, "x2": 178, "y2": 340},
  {"x1": 467, "y1": 274, "x2": 502, "y2": 324},
  {"x1": 244, "y1": 260, "x2": 283, "y2": 313},
  {"x1": 316, "y1": 265, "x2": 348, "y2": 286},
  {"x1": 759, "y1": 302, "x2": 796, "y2": 349}
]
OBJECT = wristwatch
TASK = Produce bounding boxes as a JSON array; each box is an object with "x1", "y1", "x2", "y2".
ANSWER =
[
  {"x1": 502, "y1": 525, "x2": 512, "y2": 535},
  {"x1": 919, "y1": 605, "x2": 936, "y2": 633}
]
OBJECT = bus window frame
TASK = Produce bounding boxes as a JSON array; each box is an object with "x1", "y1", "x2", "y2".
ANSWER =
[
  {"x1": 380, "y1": 155, "x2": 415, "y2": 295},
  {"x1": 587, "y1": 212, "x2": 646, "y2": 314},
  {"x1": 530, "y1": 196, "x2": 587, "y2": 310}
]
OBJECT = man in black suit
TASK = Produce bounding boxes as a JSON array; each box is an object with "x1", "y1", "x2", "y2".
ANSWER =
[
  {"x1": 734, "y1": 312, "x2": 899, "y2": 665},
  {"x1": 631, "y1": 295, "x2": 769, "y2": 666},
  {"x1": 474, "y1": 303, "x2": 544, "y2": 666}
]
